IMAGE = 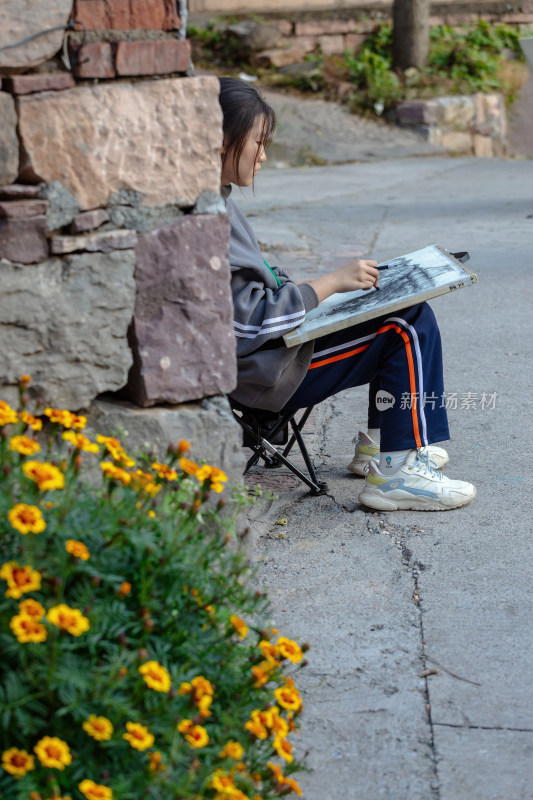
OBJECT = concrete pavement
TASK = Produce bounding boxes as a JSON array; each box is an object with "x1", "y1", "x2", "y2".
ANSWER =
[{"x1": 236, "y1": 156, "x2": 533, "y2": 799}]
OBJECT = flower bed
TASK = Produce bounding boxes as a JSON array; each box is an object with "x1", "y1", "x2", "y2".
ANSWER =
[{"x1": 0, "y1": 380, "x2": 307, "y2": 800}]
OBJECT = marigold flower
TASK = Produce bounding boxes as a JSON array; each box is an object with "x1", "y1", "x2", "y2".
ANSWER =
[
  {"x1": 44, "y1": 408, "x2": 74, "y2": 427},
  {"x1": 62, "y1": 430, "x2": 99, "y2": 453},
  {"x1": 118, "y1": 581, "x2": 131, "y2": 596},
  {"x1": 0, "y1": 401, "x2": 18, "y2": 426},
  {"x1": 210, "y1": 771, "x2": 237, "y2": 792},
  {"x1": 132, "y1": 469, "x2": 160, "y2": 496},
  {"x1": 10, "y1": 612, "x2": 47, "y2": 643},
  {"x1": 177, "y1": 719, "x2": 193, "y2": 734},
  {"x1": 65, "y1": 539, "x2": 91, "y2": 560},
  {"x1": 47, "y1": 603, "x2": 90, "y2": 636},
  {"x1": 230, "y1": 614, "x2": 249, "y2": 639},
  {"x1": 97, "y1": 435, "x2": 135, "y2": 467},
  {"x1": 244, "y1": 710, "x2": 269, "y2": 740},
  {"x1": 272, "y1": 735, "x2": 293, "y2": 763},
  {"x1": 34, "y1": 736, "x2": 72, "y2": 770},
  {"x1": 82, "y1": 715, "x2": 114, "y2": 741},
  {"x1": 177, "y1": 439, "x2": 190, "y2": 454},
  {"x1": 123, "y1": 721, "x2": 154, "y2": 751},
  {"x1": 1, "y1": 746, "x2": 35, "y2": 777},
  {"x1": 71, "y1": 414, "x2": 87, "y2": 430},
  {"x1": 20, "y1": 374, "x2": 32, "y2": 386},
  {"x1": 267, "y1": 761, "x2": 301, "y2": 794},
  {"x1": 259, "y1": 640, "x2": 280, "y2": 663},
  {"x1": 0, "y1": 561, "x2": 42, "y2": 599},
  {"x1": 252, "y1": 666, "x2": 269, "y2": 688},
  {"x1": 276, "y1": 637, "x2": 303, "y2": 664},
  {"x1": 8, "y1": 503, "x2": 46, "y2": 535},
  {"x1": 191, "y1": 675, "x2": 215, "y2": 698},
  {"x1": 184, "y1": 725, "x2": 209, "y2": 749},
  {"x1": 78, "y1": 779, "x2": 113, "y2": 800},
  {"x1": 274, "y1": 684, "x2": 302, "y2": 712},
  {"x1": 22, "y1": 460, "x2": 65, "y2": 491},
  {"x1": 100, "y1": 461, "x2": 131, "y2": 486},
  {"x1": 20, "y1": 411, "x2": 43, "y2": 431},
  {"x1": 265, "y1": 706, "x2": 289, "y2": 738},
  {"x1": 148, "y1": 750, "x2": 165, "y2": 773},
  {"x1": 19, "y1": 598, "x2": 45, "y2": 619},
  {"x1": 151, "y1": 462, "x2": 178, "y2": 481},
  {"x1": 9, "y1": 435, "x2": 41, "y2": 456},
  {"x1": 139, "y1": 660, "x2": 171, "y2": 693},
  {"x1": 179, "y1": 457, "x2": 199, "y2": 476},
  {"x1": 219, "y1": 740, "x2": 244, "y2": 760}
]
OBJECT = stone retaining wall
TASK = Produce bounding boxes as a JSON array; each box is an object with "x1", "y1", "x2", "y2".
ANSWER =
[{"x1": 0, "y1": 0, "x2": 245, "y2": 483}]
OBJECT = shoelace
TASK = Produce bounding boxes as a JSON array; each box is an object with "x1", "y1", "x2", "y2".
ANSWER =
[{"x1": 410, "y1": 450, "x2": 443, "y2": 481}]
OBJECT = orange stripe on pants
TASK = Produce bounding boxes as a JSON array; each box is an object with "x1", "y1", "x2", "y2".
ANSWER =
[{"x1": 308, "y1": 323, "x2": 422, "y2": 448}]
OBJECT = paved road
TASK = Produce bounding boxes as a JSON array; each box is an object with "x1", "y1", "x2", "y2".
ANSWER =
[{"x1": 236, "y1": 156, "x2": 533, "y2": 799}]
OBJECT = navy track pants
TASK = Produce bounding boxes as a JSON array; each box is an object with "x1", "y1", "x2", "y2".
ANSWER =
[{"x1": 283, "y1": 302, "x2": 450, "y2": 452}]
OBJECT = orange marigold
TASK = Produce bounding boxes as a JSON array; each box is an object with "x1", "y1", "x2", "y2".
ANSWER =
[
  {"x1": 100, "y1": 461, "x2": 131, "y2": 486},
  {"x1": 274, "y1": 683, "x2": 302, "y2": 712},
  {"x1": 151, "y1": 462, "x2": 178, "y2": 481},
  {"x1": 0, "y1": 401, "x2": 18, "y2": 426},
  {"x1": 148, "y1": 750, "x2": 165, "y2": 773},
  {"x1": 43, "y1": 408, "x2": 74, "y2": 427},
  {"x1": 20, "y1": 411, "x2": 42, "y2": 431},
  {"x1": 123, "y1": 722, "x2": 154, "y2": 751},
  {"x1": 230, "y1": 614, "x2": 249, "y2": 639},
  {"x1": 273, "y1": 735, "x2": 293, "y2": 763},
  {"x1": 1, "y1": 747, "x2": 35, "y2": 778},
  {"x1": 47, "y1": 604, "x2": 90, "y2": 636},
  {"x1": 82, "y1": 715, "x2": 114, "y2": 741},
  {"x1": 9, "y1": 435, "x2": 41, "y2": 456},
  {"x1": 34, "y1": 736, "x2": 72, "y2": 770},
  {"x1": 65, "y1": 539, "x2": 91, "y2": 560},
  {"x1": 78, "y1": 779, "x2": 113, "y2": 800},
  {"x1": 62, "y1": 431, "x2": 99, "y2": 453},
  {"x1": 19, "y1": 598, "x2": 45, "y2": 619},
  {"x1": 184, "y1": 725, "x2": 209, "y2": 749},
  {"x1": 219, "y1": 740, "x2": 244, "y2": 760},
  {"x1": 10, "y1": 613, "x2": 47, "y2": 643},
  {"x1": 276, "y1": 636, "x2": 303, "y2": 664},
  {"x1": 0, "y1": 561, "x2": 42, "y2": 599},
  {"x1": 22, "y1": 460, "x2": 65, "y2": 491},
  {"x1": 8, "y1": 503, "x2": 46, "y2": 535},
  {"x1": 139, "y1": 660, "x2": 171, "y2": 693}
]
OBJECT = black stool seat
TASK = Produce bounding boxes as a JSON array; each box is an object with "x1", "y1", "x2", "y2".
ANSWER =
[{"x1": 230, "y1": 399, "x2": 328, "y2": 496}]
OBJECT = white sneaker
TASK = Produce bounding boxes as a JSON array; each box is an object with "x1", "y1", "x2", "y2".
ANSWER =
[
  {"x1": 358, "y1": 450, "x2": 476, "y2": 511},
  {"x1": 348, "y1": 432, "x2": 449, "y2": 476}
]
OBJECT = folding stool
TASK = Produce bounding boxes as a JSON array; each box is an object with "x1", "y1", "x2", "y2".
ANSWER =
[{"x1": 230, "y1": 399, "x2": 328, "y2": 495}]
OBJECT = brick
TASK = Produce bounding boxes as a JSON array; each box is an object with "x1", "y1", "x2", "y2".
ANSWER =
[
  {"x1": 72, "y1": 42, "x2": 115, "y2": 79},
  {"x1": 70, "y1": 209, "x2": 110, "y2": 233},
  {"x1": 252, "y1": 43, "x2": 315, "y2": 69},
  {"x1": 0, "y1": 185, "x2": 42, "y2": 200},
  {"x1": 4, "y1": 74, "x2": 75, "y2": 95},
  {"x1": 0, "y1": 92, "x2": 18, "y2": 185},
  {"x1": 0, "y1": 216, "x2": 49, "y2": 264},
  {"x1": 115, "y1": 39, "x2": 190, "y2": 76},
  {"x1": 317, "y1": 34, "x2": 345, "y2": 55},
  {"x1": 345, "y1": 33, "x2": 366, "y2": 53},
  {"x1": 0, "y1": 200, "x2": 49, "y2": 219},
  {"x1": 73, "y1": 0, "x2": 180, "y2": 31},
  {"x1": 473, "y1": 135, "x2": 493, "y2": 158},
  {"x1": 275, "y1": 20, "x2": 293, "y2": 36},
  {"x1": 295, "y1": 19, "x2": 356, "y2": 36},
  {"x1": 50, "y1": 228, "x2": 137, "y2": 254}
]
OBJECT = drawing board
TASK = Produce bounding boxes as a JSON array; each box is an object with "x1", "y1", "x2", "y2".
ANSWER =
[{"x1": 283, "y1": 244, "x2": 478, "y2": 347}]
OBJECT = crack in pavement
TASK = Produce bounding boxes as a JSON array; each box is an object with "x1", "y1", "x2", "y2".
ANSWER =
[{"x1": 433, "y1": 722, "x2": 533, "y2": 733}]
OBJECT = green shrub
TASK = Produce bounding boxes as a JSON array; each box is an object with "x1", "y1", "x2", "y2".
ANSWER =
[{"x1": 0, "y1": 382, "x2": 307, "y2": 800}]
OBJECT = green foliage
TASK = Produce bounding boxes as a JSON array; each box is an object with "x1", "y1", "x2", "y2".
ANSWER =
[{"x1": 0, "y1": 386, "x2": 307, "y2": 800}]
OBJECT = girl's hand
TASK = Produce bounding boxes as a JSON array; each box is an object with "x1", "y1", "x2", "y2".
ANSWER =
[{"x1": 304, "y1": 259, "x2": 379, "y2": 303}]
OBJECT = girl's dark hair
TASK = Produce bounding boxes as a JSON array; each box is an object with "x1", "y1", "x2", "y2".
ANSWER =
[{"x1": 219, "y1": 77, "x2": 276, "y2": 184}]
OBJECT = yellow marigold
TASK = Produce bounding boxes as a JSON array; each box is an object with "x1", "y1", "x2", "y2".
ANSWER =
[
  {"x1": 214, "y1": 792, "x2": 249, "y2": 800},
  {"x1": 272, "y1": 735, "x2": 293, "y2": 763},
  {"x1": 34, "y1": 736, "x2": 72, "y2": 770},
  {"x1": 1, "y1": 746, "x2": 35, "y2": 778},
  {"x1": 132, "y1": 469, "x2": 160, "y2": 496},
  {"x1": 148, "y1": 750, "x2": 165, "y2": 773},
  {"x1": 62, "y1": 431, "x2": 99, "y2": 453},
  {"x1": 184, "y1": 725, "x2": 209, "y2": 749},
  {"x1": 47, "y1": 604, "x2": 90, "y2": 636},
  {"x1": 259, "y1": 640, "x2": 280, "y2": 664},
  {"x1": 44, "y1": 408, "x2": 74, "y2": 427},
  {"x1": 151, "y1": 462, "x2": 178, "y2": 481},
  {"x1": 274, "y1": 679, "x2": 302, "y2": 712},
  {"x1": 265, "y1": 707, "x2": 289, "y2": 738},
  {"x1": 179, "y1": 457, "x2": 199, "y2": 476},
  {"x1": 10, "y1": 613, "x2": 47, "y2": 643},
  {"x1": 71, "y1": 414, "x2": 87, "y2": 430},
  {"x1": 177, "y1": 439, "x2": 190, "y2": 454},
  {"x1": 22, "y1": 460, "x2": 65, "y2": 491},
  {"x1": 276, "y1": 637, "x2": 303, "y2": 664},
  {"x1": 9, "y1": 435, "x2": 41, "y2": 456},
  {"x1": 0, "y1": 561, "x2": 42, "y2": 599},
  {"x1": 244, "y1": 710, "x2": 269, "y2": 740},
  {"x1": 252, "y1": 666, "x2": 270, "y2": 688},
  {"x1": 219, "y1": 741, "x2": 244, "y2": 760},
  {"x1": 20, "y1": 374, "x2": 32, "y2": 386},
  {"x1": 267, "y1": 761, "x2": 302, "y2": 795},
  {"x1": 8, "y1": 503, "x2": 46, "y2": 535},
  {"x1": 20, "y1": 411, "x2": 42, "y2": 431},
  {"x1": 123, "y1": 722, "x2": 154, "y2": 751},
  {"x1": 19, "y1": 598, "x2": 45, "y2": 619},
  {"x1": 191, "y1": 675, "x2": 215, "y2": 698},
  {"x1": 65, "y1": 539, "x2": 91, "y2": 560},
  {"x1": 100, "y1": 461, "x2": 131, "y2": 486},
  {"x1": 197, "y1": 693, "x2": 213, "y2": 718},
  {"x1": 118, "y1": 581, "x2": 131, "y2": 596},
  {"x1": 97, "y1": 435, "x2": 135, "y2": 467},
  {"x1": 78, "y1": 779, "x2": 113, "y2": 800},
  {"x1": 82, "y1": 715, "x2": 114, "y2": 742},
  {"x1": 210, "y1": 771, "x2": 237, "y2": 793},
  {"x1": 177, "y1": 719, "x2": 193, "y2": 734},
  {"x1": 230, "y1": 614, "x2": 249, "y2": 639},
  {"x1": 0, "y1": 401, "x2": 18, "y2": 426},
  {"x1": 209, "y1": 466, "x2": 228, "y2": 494},
  {"x1": 139, "y1": 661, "x2": 171, "y2": 693}
]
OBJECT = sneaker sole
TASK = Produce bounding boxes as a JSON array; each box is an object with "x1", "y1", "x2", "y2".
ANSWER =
[{"x1": 358, "y1": 485, "x2": 476, "y2": 512}]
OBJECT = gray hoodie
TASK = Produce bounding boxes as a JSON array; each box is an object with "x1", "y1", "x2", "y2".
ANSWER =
[{"x1": 224, "y1": 187, "x2": 319, "y2": 411}]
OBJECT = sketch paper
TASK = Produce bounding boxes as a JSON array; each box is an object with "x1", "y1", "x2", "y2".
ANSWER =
[{"x1": 283, "y1": 244, "x2": 477, "y2": 347}]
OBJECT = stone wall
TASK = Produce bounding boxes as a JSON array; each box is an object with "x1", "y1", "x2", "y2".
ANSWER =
[{"x1": 0, "y1": 0, "x2": 245, "y2": 482}]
